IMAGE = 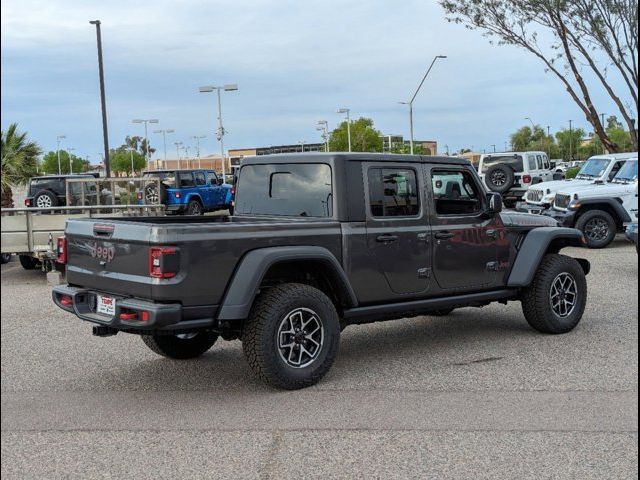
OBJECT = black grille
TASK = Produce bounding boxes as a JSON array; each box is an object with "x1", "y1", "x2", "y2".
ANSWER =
[{"x1": 555, "y1": 194, "x2": 572, "y2": 209}]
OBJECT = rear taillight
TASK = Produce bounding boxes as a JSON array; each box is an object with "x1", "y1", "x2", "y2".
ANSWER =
[
  {"x1": 174, "y1": 192, "x2": 181, "y2": 199},
  {"x1": 57, "y1": 236, "x2": 67, "y2": 264},
  {"x1": 523, "y1": 175, "x2": 532, "y2": 184},
  {"x1": 60, "y1": 295, "x2": 73, "y2": 306},
  {"x1": 137, "y1": 192, "x2": 143, "y2": 200},
  {"x1": 25, "y1": 199, "x2": 32, "y2": 207},
  {"x1": 149, "y1": 247, "x2": 179, "y2": 278},
  {"x1": 231, "y1": 187, "x2": 236, "y2": 196}
]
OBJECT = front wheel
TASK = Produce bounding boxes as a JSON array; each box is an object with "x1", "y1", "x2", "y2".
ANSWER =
[
  {"x1": 575, "y1": 210, "x2": 617, "y2": 249},
  {"x1": 243, "y1": 283, "x2": 340, "y2": 390},
  {"x1": 521, "y1": 254, "x2": 587, "y2": 334},
  {"x1": 141, "y1": 332, "x2": 218, "y2": 359}
]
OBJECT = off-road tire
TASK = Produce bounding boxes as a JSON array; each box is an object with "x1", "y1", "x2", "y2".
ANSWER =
[
  {"x1": 33, "y1": 190, "x2": 59, "y2": 208},
  {"x1": 226, "y1": 204, "x2": 234, "y2": 216},
  {"x1": 242, "y1": 283, "x2": 340, "y2": 390},
  {"x1": 1, "y1": 253, "x2": 11, "y2": 264},
  {"x1": 19, "y1": 255, "x2": 40, "y2": 270},
  {"x1": 141, "y1": 332, "x2": 218, "y2": 359},
  {"x1": 521, "y1": 254, "x2": 587, "y2": 334},
  {"x1": 575, "y1": 209, "x2": 617, "y2": 249},
  {"x1": 186, "y1": 199, "x2": 204, "y2": 216},
  {"x1": 485, "y1": 165, "x2": 515, "y2": 194}
]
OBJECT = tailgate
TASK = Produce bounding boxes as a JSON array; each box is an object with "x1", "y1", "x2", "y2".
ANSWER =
[{"x1": 65, "y1": 219, "x2": 153, "y2": 298}]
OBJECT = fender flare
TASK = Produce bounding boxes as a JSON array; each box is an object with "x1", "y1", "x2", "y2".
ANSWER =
[
  {"x1": 507, "y1": 227, "x2": 588, "y2": 287},
  {"x1": 185, "y1": 193, "x2": 203, "y2": 206},
  {"x1": 575, "y1": 198, "x2": 632, "y2": 223},
  {"x1": 217, "y1": 246, "x2": 358, "y2": 320}
]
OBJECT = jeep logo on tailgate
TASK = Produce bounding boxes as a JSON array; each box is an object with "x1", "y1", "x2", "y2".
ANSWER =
[{"x1": 90, "y1": 242, "x2": 115, "y2": 263}]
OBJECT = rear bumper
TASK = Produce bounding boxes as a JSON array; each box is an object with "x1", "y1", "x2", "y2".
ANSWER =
[
  {"x1": 52, "y1": 285, "x2": 218, "y2": 332},
  {"x1": 544, "y1": 209, "x2": 577, "y2": 228},
  {"x1": 165, "y1": 204, "x2": 186, "y2": 213}
]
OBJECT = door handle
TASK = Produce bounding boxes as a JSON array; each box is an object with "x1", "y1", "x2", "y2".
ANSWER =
[
  {"x1": 376, "y1": 234, "x2": 398, "y2": 243},
  {"x1": 434, "y1": 232, "x2": 456, "y2": 240}
]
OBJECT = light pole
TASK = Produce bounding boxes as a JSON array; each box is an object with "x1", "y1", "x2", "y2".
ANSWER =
[
  {"x1": 199, "y1": 84, "x2": 238, "y2": 181},
  {"x1": 568, "y1": 120, "x2": 573, "y2": 161},
  {"x1": 67, "y1": 147, "x2": 75, "y2": 174},
  {"x1": 525, "y1": 117, "x2": 535, "y2": 129},
  {"x1": 191, "y1": 135, "x2": 206, "y2": 168},
  {"x1": 56, "y1": 135, "x2": 66, "y2": 175},
  {"x1": 491, "y1": 144, "x2": 496, "y2": 153},
  {"x1": 132, "y1": 119, "x2": 159, "y2": 167},
  {"x1": 174, "y1": 142, "x2": 184, "y2": 168},
  {"x1": 298, "y1": 141, "x2": 306, "y2": 153},
  {"x1": 125, "y1": 147, "x2": 135, "y2": 175},
  {"x1": 153, "y1": 129, "x2": 174, "y2": 162},
  {"x1": 400, "y1": 55, "x2": 447, "y2": 155},
  {"x1": 317, "y1": 120, "x2": 329, "y2": 151},
  {"x1": 336, "y1": 108, "x2": 351, "y2": 152},
  {"x1": 89, "y1": 20, "x2": 111, "y2": 178}
]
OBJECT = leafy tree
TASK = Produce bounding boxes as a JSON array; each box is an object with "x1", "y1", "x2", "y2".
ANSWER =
[
  {"x1": 510, "y1": 125, "x2": 547, "y2": 151},
  {"x1": 41, "y1": 151, "x2": 87, "y2": 175},
  {"x1": 110, "y1": 150, "x2": 146, "y2": 175},
  {"x1": 1, "y1": 123, "x2": 41, "y2": 207},
  {"x1": 329, "y1": 118, "x2": 383, "y2": 152},
  {"x1": 555, "y1": 128, "x2": 586, "y2": 161},
  {"x1": 389, "y1": 143, "x2": 426, "y2": 154},
  {"x1": 440, "y1": 0, "x2": 638, "y2": 152}
]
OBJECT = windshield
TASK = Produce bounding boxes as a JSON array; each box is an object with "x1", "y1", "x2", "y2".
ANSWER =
[
  {"x1": 235, "y1": 163, "x2": 333, "y2": 217},
  {"x1": 143, "y1": 171, "x2": 176, "y2": 188},
  {"x1": 577, "y1": 158, "x2": 610, "y2": 178},
  {"x1": 612, "y1": 160, "x2": 638, "y2": 183},
  {"x1": 481, "y1": 155, "x2": 524, "y2": 174}
]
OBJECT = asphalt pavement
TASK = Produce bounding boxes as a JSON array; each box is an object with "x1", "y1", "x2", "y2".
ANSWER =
[{"x1": 1, "y1": 239, "x2": 637, "y2": 479}]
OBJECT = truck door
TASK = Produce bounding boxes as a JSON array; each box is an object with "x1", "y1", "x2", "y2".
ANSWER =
[
  {"x1": 364, "y1": 163, "x2": 432, "y2": 296},
  {"x1": 194, "y1": 171, "x2": 209, "y2": 207},
  {"x1": 428, "y1": 167, "x2": 506, "y2": 291},
  {"x1": 206, "y1": 171, "x2": 224, "y2": 207}
]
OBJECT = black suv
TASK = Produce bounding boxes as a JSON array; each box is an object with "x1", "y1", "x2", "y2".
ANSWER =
[{"x1": 24, "y1": 174, "x2": 107, "y2": 208}]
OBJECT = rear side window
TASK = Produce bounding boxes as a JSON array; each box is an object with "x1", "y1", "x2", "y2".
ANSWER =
[
  {"x1": 367, "y1": 168, "x2": 420, "y2": 218},
  {"x1": 481, "y1": 155, "x2": 524, "y2": 174},
  {"x1": 195, "y1": 172, "x2": 206, "y2": 186},
  {"x1": 29, "y1": 178, "x2": 64, "y2": 195},
  {"x1": 432, "y1": 170, "x2": 482, "y2": 216},
  {"x1": 178, "y1": 172, "x2": 195, "y2": 188},
  {"x1": 235, "y1": 163, "x2": 333, "y2": 217}
]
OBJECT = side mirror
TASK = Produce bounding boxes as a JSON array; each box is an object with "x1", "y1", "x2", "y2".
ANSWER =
[{"x1": 486, "y1": 192, "x2": 503, "y2": 215}]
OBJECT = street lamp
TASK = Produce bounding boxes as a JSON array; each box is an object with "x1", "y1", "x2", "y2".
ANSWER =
[
  {"x1": 89, "y1": 20, "x2": 111, "y2": 178},
  {"x1": 67, "y1": 147, "x2": 75, "y2": 174},
  {"x1": 191, "y1": 135, "x2": 207, "y2": 168},
  {"x1": 153, "y1": 129, "x2": 175, "y2": 162},
  {"x1": 400, "y1": 55, "x2": 447, "y2": 155},
  {"x1": 174, "y1": 142, "x2": 184, "y2": 168},
  {"x1": 317, "y1": 120, "x2": 329, "y2": 152},
  {"x1": 199, "y1": 84, "x2": 238, "y2": 181},
  {"x1": 125, "y1": 147, "x2": 136, "y2": 175},
  {"x1": 298, "y1": 140, "x2": 306, "y2": 153},
  {"x1": 56, "y1": 135, "x2": 66, "y2": 175},
  {"x1": 336, "y1": 108, "x2": 351, "y2": 152},
  {"x1": 491, "y1": 144, "x2": 496, "y2": 153},
  {"x1": 132, "y1": 119, "x2": 159, "y2": 166},
  {"x1": 525, "y1": 117, "x2": 535, "y2": 129}
]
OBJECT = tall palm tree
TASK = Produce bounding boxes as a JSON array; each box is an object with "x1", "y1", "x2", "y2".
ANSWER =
[{"x1": 1, "y1": 123, "x2": 41, "y2": 208}]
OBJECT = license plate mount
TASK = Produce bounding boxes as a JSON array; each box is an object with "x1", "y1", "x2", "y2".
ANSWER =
[{"x1": 96, "y1": 294, "x2": 116, "y2": 316}]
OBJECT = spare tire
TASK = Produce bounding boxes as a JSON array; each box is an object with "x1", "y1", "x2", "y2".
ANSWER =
[
  {"x1": 144, "y1": 183, "x2": 167, "y2": 204},
  {"x1": 485, "y1": 165, "x2": 515, "y2": 194}
]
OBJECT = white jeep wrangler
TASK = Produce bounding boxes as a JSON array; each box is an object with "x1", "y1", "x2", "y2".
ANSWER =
[
  {"x1": 518, "y1": 153, "x2": 636, "y2": 214},
  {"x1": 546, "y1": 159, "x2": 639, "y2": 248},
  {"x1": 479, "y1": 151, "x2": 555, "y2": 208}
]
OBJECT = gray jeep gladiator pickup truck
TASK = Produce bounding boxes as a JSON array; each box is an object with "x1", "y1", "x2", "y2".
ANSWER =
[{"x1": 53, "y1": 153, "x2": 590, "y2": 389}]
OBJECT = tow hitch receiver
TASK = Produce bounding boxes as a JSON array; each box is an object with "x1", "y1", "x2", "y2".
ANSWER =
[{"x1": 92, "y1": 325, "x2": 119, "y2": 337}]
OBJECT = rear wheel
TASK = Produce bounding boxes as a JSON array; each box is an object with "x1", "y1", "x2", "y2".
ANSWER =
[
  {"x1": 575, "y1": 210, "x2": 617, "y2": 249},
  {"x1": 33, "y1": 190, "x2": 59, "y2": 208},
  {"x1": 186, "y1": 199, "x2": 203, "y2": 216},
  {"x1": 141, "y1": 332, "x2": 218, "y2": 359},
  {"x1": 1, "y1": 253, "x2": 11, "y2": 264},
  {"x1": 243, "y1": 283, "x2": 340, "y2": 390},
  {"x1": 18, "y1": 255, "x2": 41, "y2": 270},
  {"x1": 521, "y1": 254, "x2": 587, "y2": 334}
]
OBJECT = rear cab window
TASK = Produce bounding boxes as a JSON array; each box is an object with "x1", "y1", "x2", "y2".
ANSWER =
[
  {"x1": 29, "y1": 178, "x2": 64, "y2": 196},
  {"x1": 194, "y1": 172, "x2": 206, "y2": 186},
  {"x1": 235, "y1": 163, "x2": 333, "y2": 217},
  {"x1": 481, "y1": 155, "x2": 525, "y2": 174},
  {"x1": 177, "y1": 172, "x2": 195, "y2": 188},
  {"x1": 142, "y1": 171, "x2": 177, "y2": 188},
  {"x1": 367, "y1": 167, "x2": 420, "y2": 218}
]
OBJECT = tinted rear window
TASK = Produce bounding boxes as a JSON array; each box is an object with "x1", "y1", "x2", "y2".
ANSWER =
[
  {"x1": 143, "y1": 171, "x2": 176, "y2": 188},
  {"x1": 481, "y1": 155, "x2": 524, "y2": 174},
  {"x1": 235, "y1": 163, "x2": 333, "y2": 217},
  {"x1": 29, "y1": 178, "x2": 64, "y2": 195}
]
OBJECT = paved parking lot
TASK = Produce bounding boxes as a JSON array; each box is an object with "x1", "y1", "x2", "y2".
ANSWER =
[{"x1": 1, "y1": 239, "x2": 637, "y2": 479}]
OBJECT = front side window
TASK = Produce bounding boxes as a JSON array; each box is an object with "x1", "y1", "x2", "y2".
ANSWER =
[
  {"x1": 432, "y1": 170, "x2": 482, "y2": 216},
  {"x1": 235, "y1": 163, "x2": 333, "y2": 217},
  {"x1": 207, "y1": 171, "x2": 219, "y2": 185},
  {"x1": 367, "y1": 168, "x2": 420, "y2": 218}
]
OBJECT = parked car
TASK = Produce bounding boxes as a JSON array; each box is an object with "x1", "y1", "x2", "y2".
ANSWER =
[
  {"x1": 478, "y1": 151, "x2": 556, "y2": 207},
  {"x1": 24, "y1": 174, "x2": 108, "y2": 208},
  {"x1": 53, "y1": 153, "x2": 590, "y2": 390},
  {"x1": 139, "y1": 169, "x2": 234, "y2": 215},
  {"x1": 545, "y1": 159, "x2": 638, "y2": 248},
  {"x1": 517, "y1": 153, "x2": 635, "y2": 214}
]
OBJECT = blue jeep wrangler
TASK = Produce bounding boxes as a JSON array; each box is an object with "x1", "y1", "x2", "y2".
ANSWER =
[{"x1": 139, "y1": 169, "x2": 234, "y2": 215}]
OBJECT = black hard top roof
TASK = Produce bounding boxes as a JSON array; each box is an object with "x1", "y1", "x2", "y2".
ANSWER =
[
  {"x1": 240, "y1": 152, "x2": 470, "y2": 166},
  {"x1": 31, "y1": 174, "x2": 95, "y2": 180}
]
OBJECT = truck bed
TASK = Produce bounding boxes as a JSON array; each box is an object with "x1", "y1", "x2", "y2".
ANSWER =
[{"x1": 64, "y1": 215, "x2": 342, "y2": 307}]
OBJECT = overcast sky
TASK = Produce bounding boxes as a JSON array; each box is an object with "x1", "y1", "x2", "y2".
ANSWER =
[{"x1": 0, "y1": 0, "x2": 631, "y2": 162}]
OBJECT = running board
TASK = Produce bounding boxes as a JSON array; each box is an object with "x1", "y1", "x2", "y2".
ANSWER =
[{"x1": 342, "y1": 289, "x2": 518, "y2": 325}]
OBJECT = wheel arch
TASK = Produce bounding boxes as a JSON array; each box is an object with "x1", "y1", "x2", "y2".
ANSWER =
[
  {"x1": 575, "y1": 198, "x2": 631, "y2": 229},
  {"x1": 185, "y1": 193, "x2": 204, "y2": 206},
  {"x1": 217, "y1": 246, "x2": 358, "y2": 320},
  {"x1": 507, "y1": 227, "x2": 590, "y2": 287}
]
